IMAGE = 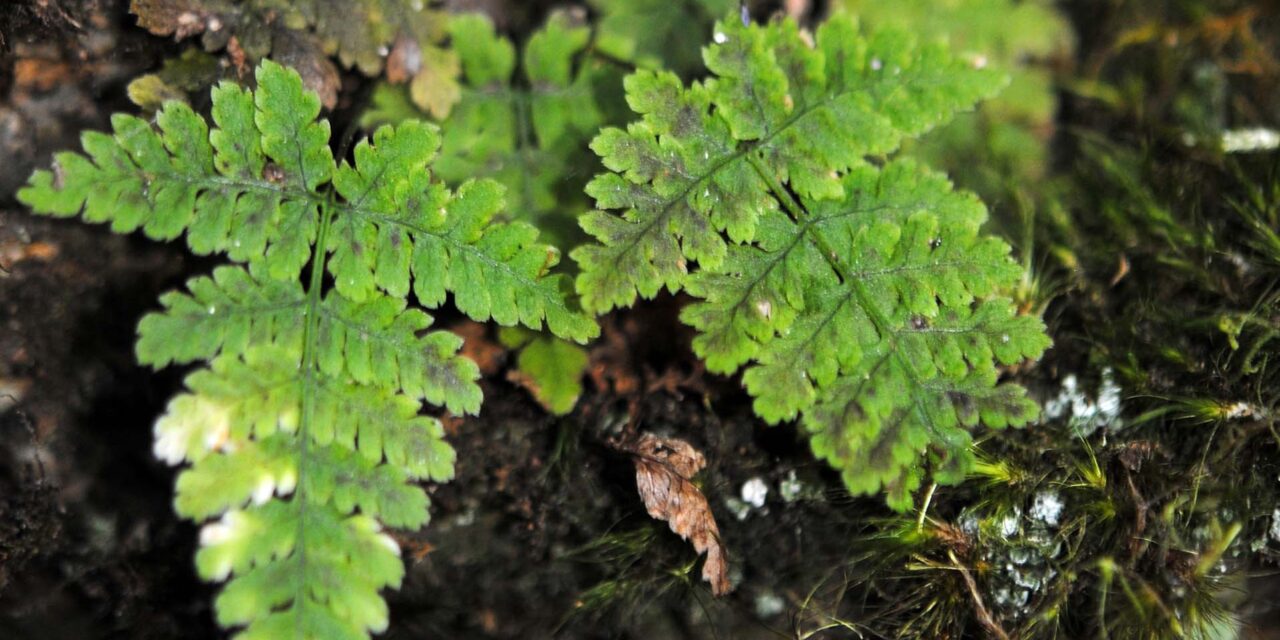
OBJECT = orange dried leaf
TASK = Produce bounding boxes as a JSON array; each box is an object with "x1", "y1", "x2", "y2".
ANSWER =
[{"x1": 628, "y1": 433, "x2": 730, "y2": 596}]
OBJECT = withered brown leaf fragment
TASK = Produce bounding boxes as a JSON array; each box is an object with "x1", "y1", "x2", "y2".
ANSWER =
[
  {"x1": 627, "y1": 433, "x2": 731, "y2": 595},
  {"x1": 131, "y1": 0, "x2": 227, "y2": 40}
]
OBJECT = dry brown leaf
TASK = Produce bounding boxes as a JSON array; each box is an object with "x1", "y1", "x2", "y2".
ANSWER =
[
  {"x1": 131, "y1": 0, "x2": 221, "y2": 40},
  {"x1": 627, "y1": 433, "x2": 730, "y2": 596}
]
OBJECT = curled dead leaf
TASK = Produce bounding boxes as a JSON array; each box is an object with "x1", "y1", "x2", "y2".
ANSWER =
[{"x1": 626, "y1": 433, "x2": 730, "y2": 596}]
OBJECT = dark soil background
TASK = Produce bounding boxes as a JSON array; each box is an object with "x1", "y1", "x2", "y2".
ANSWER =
[{"x1": 2, "y1": 0, "x2": 1280, "y2": 638}]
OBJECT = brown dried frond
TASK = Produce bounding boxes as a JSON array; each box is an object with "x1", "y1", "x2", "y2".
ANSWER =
[{"x1": 626, "y1": 433, "x2": 730, "y2": 596}]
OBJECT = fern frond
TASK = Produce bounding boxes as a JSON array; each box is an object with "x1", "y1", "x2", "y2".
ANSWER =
[
  {"x1": 573, "y1": 15, "x2": 1049, "y2": 509},
  {"x1": 329, "y1": 126, "x2": 595, "y2": 341},
  {"x1": 21, "y1": 59, "x2": 590, "y2": 637},
  {"x1": 196, "y1": 500, "x2": 405, "y2": 639},
  {"x1": 573, "y1": 16, "x2": 1005, "y2": 313},
  {"x1": 21, "y1": 64, "x2": 332, "y2": 277}
]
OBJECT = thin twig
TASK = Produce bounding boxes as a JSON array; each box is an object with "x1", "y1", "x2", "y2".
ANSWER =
[{"x1": 948, "y1": 550, "x2": 1010, "y2": 640}]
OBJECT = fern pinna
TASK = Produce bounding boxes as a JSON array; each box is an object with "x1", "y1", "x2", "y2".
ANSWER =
[
  {"x1": 19, "y1": 61, "x2": 595, "y2": 638},
  {"x1": 364, "y1": 10, "x2": 610, "y2": 248},
  {"x1": 573, "y1": 15, "x2": 1052, "y2": 510}
]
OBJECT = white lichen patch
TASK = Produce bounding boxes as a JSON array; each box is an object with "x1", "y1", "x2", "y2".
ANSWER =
[
  {"x1": 1030, "y1": 491, "x2": 1064, "y2": 528},
  {"x1": 960, "y1": 499, "x2": 1067, "y2": 622},
  {"x1": 1223, "y1": 401, "x2": 1257, "y2": 420},
  {"x1": 741, "y1": 477, "x2": 769, "y2": 508},
  {"x1": 754, "y1": 592, "x2": 785, "y2": 618},
  {"x1": 999, "y1": 507, "x2": 1022, "y2": 538},
  {"x1": 1222, "y1": 127, "x2": 1280, "y2": 153},
  {"x1": 1042, "y1": 367, "x2": 1124, "y2": 436}
]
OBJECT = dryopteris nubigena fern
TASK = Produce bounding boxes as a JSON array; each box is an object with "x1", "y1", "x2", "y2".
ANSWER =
[
  {"x1": 18, "y1": 61, "x2": 595, "y2": 638},
  {"x1": 362, "y1": 11, "x2": 610, "y2": 414},
  {"x1": 572, "y1": 14, "x2": 1052, "y2": 510}
]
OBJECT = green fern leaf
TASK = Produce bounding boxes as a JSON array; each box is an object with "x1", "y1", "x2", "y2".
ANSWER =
[
  {"x1": 21, "y1": 60, "x2": 590, "y2": 638},
  {"x1": 362, "y1": 11, "x2": 608, "y2": 247},
  {"x1": 573, "y1": 15, "x2": 1049, "y2": 509},
  {"x1": 573, "y1": 16, "x2": 1005, "y2": 313},
  {"x1": 357, "y1": 12, "x2": 609, "y2": 415},
  {"x1": 498, "y1": 326, "x2": 589, "y2": 415},
  {"x1": 21, "y1": 65, "x2": 331, "y2": 276},
  {"x1": 327, "y1": 123, "x2": 596, "y2": 341},
  {"x1": 136, "y1": 264, "x2": 482, "y2": 414}
]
